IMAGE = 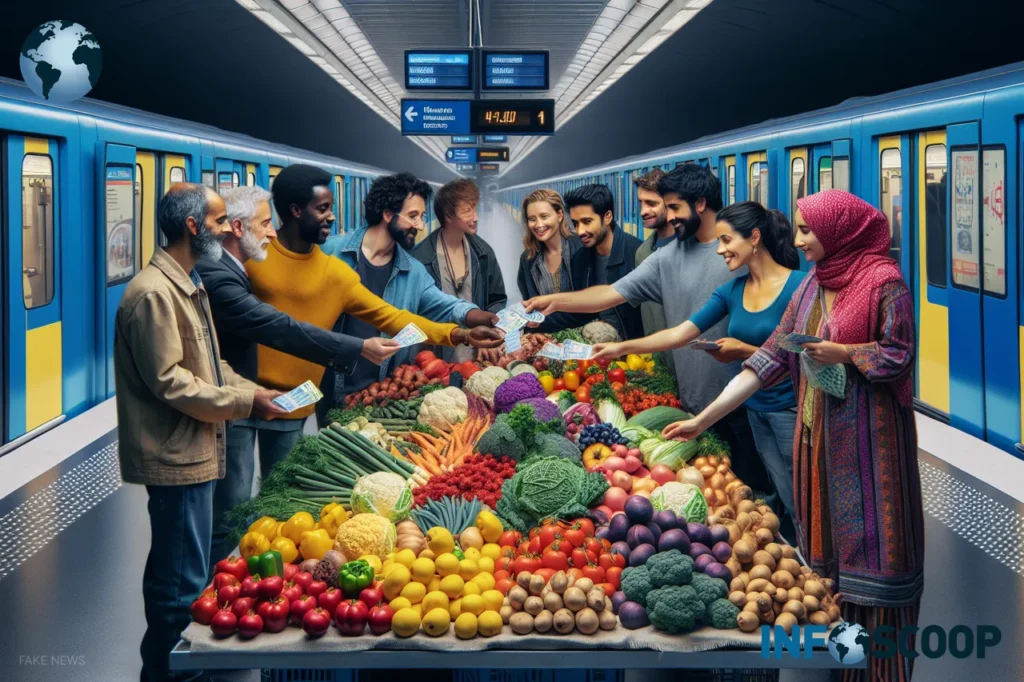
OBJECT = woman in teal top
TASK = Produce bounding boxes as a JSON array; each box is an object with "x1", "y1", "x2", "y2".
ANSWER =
[{"x1": 593, "y1": 201, "x2": 803, "y2": 540}]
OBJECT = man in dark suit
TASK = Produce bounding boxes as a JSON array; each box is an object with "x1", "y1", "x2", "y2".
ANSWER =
[{"x1": 195, "y1": 185, "x2": 399, "y2": 568}]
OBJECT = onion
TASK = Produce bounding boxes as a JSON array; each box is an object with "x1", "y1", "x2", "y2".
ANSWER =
[{"x1": 677, "y1": 466, "x2": 705, "y2": 488}]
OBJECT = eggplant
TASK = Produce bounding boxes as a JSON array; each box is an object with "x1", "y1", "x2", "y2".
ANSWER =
[
  {"x1": 626, "y1": 524, "x2": 655, "y2": 549},
  {"x1": 657, "y1": 528, "x2": 691, "y2": 554},
  {"x1": 628, "y1": 543, "x2": 657, "y2": 567}
]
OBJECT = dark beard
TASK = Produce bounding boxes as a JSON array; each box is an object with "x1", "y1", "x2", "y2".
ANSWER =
[
  {"x1": 298, "y1": 211, "x2": 330, "y2": 244},
  {"x1": 674, "y1": 209, "x2": 701, "y2": 243},
  {"x1": 191, "y1": 226, "x2": 224, "y2": 260},
  {"x1": 387, "y1": 214, "x2": 417, "y2": 250}
]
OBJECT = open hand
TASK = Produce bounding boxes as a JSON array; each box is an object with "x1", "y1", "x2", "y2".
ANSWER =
[
  {"x1": 802, "y1": 340, "x2": 850, "y2": 365},
  {"x1": 361, "y1": 337, "x2": 401, "y2": 365},
  {"x1": 524, "y1": 294, "x2": 561, "y2": 316},
  {"x1": 591, "y1": 342, "x2": 624, "y2": 362},
  {"x1": 251, "y1": 389, "x2": 289, "y2": 420},
  {"x1": 662, "y1": 417, "x2": 706, "y2": 442}
]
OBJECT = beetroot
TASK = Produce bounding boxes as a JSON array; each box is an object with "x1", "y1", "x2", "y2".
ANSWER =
[
  {"x1": 611, "y1": 591, "x2": 628, "y2": 615},
  {"x1": 687, "y1": 522, "x2": 712, "y2": 546},
  {"x1": 708, "y1": 524, "x2": 730, "y2": 546},
  {"x1": 617, "y1": 601, "x2": 650, "y2": 630},
  {"x1": 628, "y1": 543, "x2": 657, "y2": 567},
  {"x1": 607, "y1": 513, "x2": 631, "y2": 542},
  {"x1": 694, "y1": 553, "x2": 717, "y2": 573},
  {"x1": 705, "y1": 562, "x2": 733, "y2": 582},
  {"x1": 652, "y1": 510, "x2": 678, "y2": 531},
  {"x1": 657, "y1": 528, "x2": 691, "y2": 554},
  {"x1": 623, "y1": 495, "x2": 654, "y2": 525},
  {"x1": 689, "y1": 542, "x2": 711, "y2": 559},
  {"x1": 610, "y1": 541, "x2": 631, "y2": 558},
  {"x1": 626, "y1": 525, "x2": 655, "y2": 549},
  {"x1": 712, "y1": 541, "x2": 733, "y2": 564}
]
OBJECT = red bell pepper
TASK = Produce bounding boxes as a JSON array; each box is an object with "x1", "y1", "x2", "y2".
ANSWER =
[
  {"x1": 214, "y1": 556, "x2": 249, "y2": 583},
  {"x1": 334, "y1": 599, "x2": 369, "y2": 636}
]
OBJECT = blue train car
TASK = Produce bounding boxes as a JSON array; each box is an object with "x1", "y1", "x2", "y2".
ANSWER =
[
  {"x1": 499, "y1": 62, "x2": 1024, "y2": 458},
  {"x1": 0, "y1": 77, "x2": 385, "y2": 455}
]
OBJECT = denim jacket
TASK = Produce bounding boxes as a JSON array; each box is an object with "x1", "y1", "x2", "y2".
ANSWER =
[{"x1": 320, "y1": 229, "x2": 477, "y2": 399}]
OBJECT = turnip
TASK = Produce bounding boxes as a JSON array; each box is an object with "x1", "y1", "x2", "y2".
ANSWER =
[
  {"x1": 603, "y1": 456, "x2": 628, "y2": 471},
  {"x1": 611, "y1": 444, "x2": 629, "y2": 457},
  {"x1": 622, "y1": 455, "x2": 643, "y2": 473},
  {"x1": 602, "y1": 486, "x2": 629, "y2": 512}
]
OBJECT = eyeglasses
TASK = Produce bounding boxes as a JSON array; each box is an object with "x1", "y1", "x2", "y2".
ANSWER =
[{"x1": 395, "y1": 212, "x2": 426, "y2": 227}]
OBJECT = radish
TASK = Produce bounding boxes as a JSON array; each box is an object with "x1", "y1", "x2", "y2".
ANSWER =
[
  {"x1": 602, "y1": 456, "x2": 628, "y2": 472},
  {"x1": 622, "y1": 455, "x2": 642, "y2": 473},
  {"x1": 611, "y1": 444, "x2": 629, "y2": 456}
]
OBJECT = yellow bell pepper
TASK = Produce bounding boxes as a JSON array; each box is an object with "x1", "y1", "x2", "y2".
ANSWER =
[
  {"x1": 248, "y1": 516, "x2": 278, "y2": 539},
  {"x1": 359, "y1": 554, "x2": 384, "y2": 574},
  {"x1": 626, "y1": 354, "x2": 646, "y2": 371},
  {"x1": 612, "y1": 361, "x2": 629, "y2": 371},
  {"x1": 299, "y1": 529, "x2": 332, "y2": 562},
  {"x1": 281, "y1": 511, "x2": 315, "y2": 545},
  {"x1": 319, "y1": 504, "x2": 349, "y2": 539},
  {"x1": 273, "y1": 521, "x2": 285, "y2": 541},
  {"x1": 270, "y1": 536, "x2": 299, "y2": 564},
  {"x1": 239, "y1": 531, "x2": 270, "y2": 559},
  {"x1": 475, "y1": 510, "x2": 503, "y2": 543}
]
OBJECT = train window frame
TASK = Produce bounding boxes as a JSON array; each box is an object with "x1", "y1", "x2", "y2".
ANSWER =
[
  {"x1": 21, "y1": 153, "x2": 56, "y2": 310},
  {"x1": 202, "y1": 171, "x2": 215, "y2": 189},
  {"x1": 790, "y1": 156, "x2": 806, "y2": 218},
  {"x1": 950, "y1": 146, "x2": 981, "y2": 292},
  {"x1": 818, "y1": 156, "x2": 833, "y2": 191},
  {"x1": 169, "y1": 166, "x2": 186, "y2": 185},
  {"x1": 749, "y1": 158, "x2": 768, "y2": 208},
  {"x1": 727, "y1": 164, "x2": 736, "y2": 205},
  {"x1": 833, "y1": 157, "x2": 850, "y2": 191},
  {"x1": 232, "y1": 171, "x2": 240, "y2": 188},
  {"x1": 879, "y1": 147, "x2": 903, "y2": 264},
  {"x1": 981, "y1": 144, "x2": 1006, "y2": 298},
  {"x1": 135, "y1": 162, "x2": 144, "y2": 272},
  {"x1": 246, "y1": 171, "x2": 256, "y2": 186},
  {"x1": 105, "y1": 163, "x2": 136, "y2": 286},
  {"x1": 923, "y1": 142, "x2": 948, "y2": 289}
]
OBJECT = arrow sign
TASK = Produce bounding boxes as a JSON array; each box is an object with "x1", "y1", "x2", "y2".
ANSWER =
[
  {"x1": 404, "y1": 106, "x2": 418, "y2": 122},
  {"x1": 401, "y1": 99, "x2": 471, "y2": 136}
]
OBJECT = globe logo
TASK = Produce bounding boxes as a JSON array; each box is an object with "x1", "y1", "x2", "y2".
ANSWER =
[
  {"x1": 827, "y1": 622, "x2": 870, "y2": 665},
  {"x1": 19, "y1": 21, "x2": 102, "y2": 104}
]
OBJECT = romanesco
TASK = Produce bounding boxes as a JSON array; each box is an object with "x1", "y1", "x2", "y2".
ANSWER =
[
  {"x1": 705, "y1": 598, "x2": 741, "y2": 629},
  {"x1": 620, "y1": 565, "x2": 654, "y2": 606},
  {"x1": 475, "y1": 420, "x2": 526, "y2": 461},
  {"x1": 645, "y1": 585, "x2": 704, "y2": 634},
  {"x1": 646, "y1": 549, "x2": 693, "y2": 587},
  {"x1": 691, "y1": 572, "x2": 729, "y2": 606}
]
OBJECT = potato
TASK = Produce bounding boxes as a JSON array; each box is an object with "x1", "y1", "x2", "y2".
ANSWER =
[
  {"x1": 710, "y1": 473, "x2": 726, "y2": 490},
  {"x1": 500, "y1": 604, "x2": 514, "y2": 624},
  {"x1": 587, "y1": 588, "x2": 607, "y2": 612},
  {"x1": 725, "y1": 522, "x2": 743, "y2": 545},
  {"x1": 733, "y1": 539, "x2": 756, "y2": 564},
  {"x1": 737, "y1": 611, "x2": 760, "y2": 632},
  {"x1": 524, "y1": 596, "x2": 545, "y2": 616},
  {"x1": 771, "y1": 571, "x2": 795, "y2": 590},
  {"x1": 529, "y1": 574, "x2": 547, "y2": 596},
  {"x1": 534, "y1": 610, "x2": 553, "y2": 633},
  {"x1": 748, "y1": 565, "x2": 772, "y2": 582},
  {"x1": 783, "y1": 600, "x2": 807, "y2": 621},
  {"x1": 517, "y1": 572, "x2": 533, "y2": 589},
  {"x1": 827, "y1": 604, "x2": 841, "y2": 622},
  {"x1": 759, "y1": 512, "x2": 781, "y2": 533},
  {"x1": 730, "y1": 576, "x2": 749, "y2": 592},
  {"x1": 804, "y1": 580, "x2": 826, "y2": 600},
  {"x1": 780, "y1": 545, "x2": 798, "y2": 560},
  {"x1": 773, "y1": 601, "x2": 784, "y2": 616},
  {"x1": 745, "y1": 578, "x2": 770, "y2": 594},
  {"x1": 737, "y1": 499, "x2": 757, "y2": 514},
  {"x1": 730, "y1": 486, "x2": 754, "y2": 507},
  {"x1": 763, "y1": 543, "x2": 783, "y2": 563},
  {"x1": 729, "y1": 591, "x2": 748, "y2": 607},
  {"x1": 809, "y1": 610, "x2": 832, "y2": 626},
  {"x1": 563, "y1": 586, "x2": 587, "y2": 612},
  {"x1": 752, "y1": 551, "x2": 777, "y2": 571},
  {"x1": 735, "y1": 512, "x2": 752, "y2": 531},
  {"x1": 550, "y1": 571, "x2": 569, "y2": 594},
  {"x1": 574, "y1": 578, "x2": 595, "y2": 594},
  {"x1": 803, "y1": 595, "x2": 820, "y2": 613},
  {"x1": 599, "y1": 608, "x2": 618, "y2": 631},
  {"x1": 717, "y1": 506, "x2": 737, "y2": 520},
  {"x1": 742, "y1": 600, "x2": 761, "y2": 614},
  {"x1": 714, "y1": 489, "x2": 728, "y2": 506},
  {"x1": 509, "y1": 612, "x2": 534, "y2": 635},
  {"x1": 575, "y1": 607, "x2": 600, "y2": 635},
  {"x1": 508, "y1": 586, "x2": 528, "y2": 610},
  {"x1": 725, "y1": 557, "x2": 742, "y2": 579},
  {"x1": 543, "y1": 591, "x2": 564, "y2": 613},
  {"x1": 775, "y1": 612, "x2": 798, "y2": 635},
  {"x1": 553, "y1": 608, "x2": 575, "y2": 634},
  {"x1": 788, "y1": 587, "x2": 805, "y2": 603},
  {"x1": 755, "y1": 592, "x2": 774, "y2": 612},
  {"x1": 773, "y1": 588, "x2": 789, "y2": 604},
  {"x1": 754, "y1": 528, "x2": 774, "y2": 547}
]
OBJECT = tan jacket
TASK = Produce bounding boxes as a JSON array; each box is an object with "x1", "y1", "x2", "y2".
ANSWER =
[{"x1": 114, "y1": 249, "x2": 258, "y2": 486}]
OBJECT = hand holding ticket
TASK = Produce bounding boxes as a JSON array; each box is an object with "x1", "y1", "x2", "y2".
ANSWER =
[
  {"x1": 780, "y1": 333, "x2": 824, "y2": 353},
  {"x1": 272, "y1": 381, "x2": 323, "y2": 413},
  {"x1": 392, "y1": 323, "x2": 428, "y2": 348}
]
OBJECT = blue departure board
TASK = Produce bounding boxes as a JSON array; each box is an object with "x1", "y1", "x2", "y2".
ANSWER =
[
  {"x1": 481, "y1": 50, "x2": 549, "y2": 90},
  {"x1": 405, "y1": 50, "x2": 473, "y2": 90}
]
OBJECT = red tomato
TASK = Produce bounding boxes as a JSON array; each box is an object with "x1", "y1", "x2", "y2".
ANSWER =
[
  {"x1": 595, "y1": 582, "x2": 616, "y2": 598},
  {"x1": 606, "y1": 566, "x2": 623, "y2": 591},
  {"x1": 582, "y1": 565, "x2": 606, "y2": 584},
  {"x1": 529, "y1": 527, "x2": 542, "y2": 540},
  {"x1": 611, "y1": 553, "x2": 626, "y2": 569},
  {"x1": 213, "y1": 573, "x2": 240, "y2": 591},
  {"x1": 528, "y1": 536, "x2": 542, "y2": 554},
  {"x1": 595, "y1": 357, "x2": 611, "y2": 370},
  {"x1": 542, "y1": 549, "x2": 569, "y2": 571},
  {"x1": 598, "y1": 553, "x2": 614, "y2": 570},
  {"x1": 575, "y1": 518, "x2": 596, "y2": 537},
  {"x1": 539, "y1": 525, "x2": 562, "y2": 548},
  {"x1": 607, "y1": 368, "x2": 627, "y2": 384},
  {"x1": 585, "y1": 373, "x2": 605, "y2": 385},
  {"x1": 214, "y1": 556, "x2": 249, "y2": 583},
  {"x1": 517, "y1": 540, "x2": 532, "y2": 555},
  {"x1": 258, "y1": 596, "x2": 291, "y2": 633},
  {"x1": 498, "y1": 530, "x2": 521, "y2": 547},
  {"x1": 571, "y1": 548, "x2": 589, "y2": 569},
  {"x1": 512, "y1": 554, "x2": 542, "y2": 575},
  {"x1": 302, "y1": 607, "x2": 331, "y2": 638},
  {"x1": 566, "y1": 567, "x2": 584, "y2": 582},
  {"x1": 575, "y1": 385, "x2": 591, "y2": 403},
  {"x1": 553, "y1": 378, "x2": 566, "y2": 391},
  {"x1": 498, "y1": 556, "x2": 514, "y2": 573},
  {"x1": 533, "y1": 567, "x2": 557, "y2": 583},
  {"x1": 584, "y1": 537, "x2": 603, "y2": 555},
  {"x1": 578, "y1": 359, "x2": 594, "y2": 372},
  {"x1": 495, "y1": 578, "x2": 515, "y2": 595},
  {"x1": 190, "y1": 595, "x2": 219, "y2": 625},
  {"x1": 415, "y1": 350, "x2": 436, "y2": 369},
  {"x1": 611, "y1": 381, "x2": 625, "y2": 391},
  {"x1": 563, "y1": 527, "x2": 585, "y2": 548},
  {"x1": 493, "y1": 570, "x2": 510, "y2": 582}
]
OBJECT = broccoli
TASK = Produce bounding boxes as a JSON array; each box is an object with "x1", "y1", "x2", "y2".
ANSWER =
[
  {"x1": 705, "y1": 598, "x2": 741, "y2": 629},
  {"x1": 502, "y1": 402, "x2": 566, "y2": 449},
  {"x1": 524, "y1": 433, "x2": 582, "y2": 465},
  {"x1": 620, "y1": 565, "x2": 654, "y2": 606},
  {"x1": 691, "y1": 573, "x2": 729, "y2": 607},
  {"x1": 646, "y1": 549, "x2": 693, "y2": 587},
  {"x1": 645, "y1": 585, "x2": 704, "y2": 634},
  {"x1": 475, "y1": 419, "x2": 526, "y2": 461}
]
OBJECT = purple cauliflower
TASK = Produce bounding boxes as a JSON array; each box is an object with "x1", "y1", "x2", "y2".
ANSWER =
[
  {"x1": 494, "y1": 373, "x2": 547, "y2": 414},
  {"x1": 520, "y1": 397, "x2": 562, "y2": 423}
]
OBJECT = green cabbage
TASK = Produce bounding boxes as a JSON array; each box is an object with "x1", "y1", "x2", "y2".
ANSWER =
[
  {"x1": 494, "y1": 456, "x2": 609, "y2": 533},
  {"x1": 548, "y1": 390, "x2": 577, "y2": 413},
  {"x1": 595, "y1": 399, "x2": 627, "y2": 431},
  {"x1": 620, "y1": 424, "x2": 655, "y2": 447}
]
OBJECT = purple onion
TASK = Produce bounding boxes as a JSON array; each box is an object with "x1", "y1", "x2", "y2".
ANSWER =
[
  {"x1": 689, "y1": 542, "x2": 711, "y2": 559},
  {"x1": 628, "y1": 543, "x2": 657, "y2": 567},
  {"x1": 652, "y1": 510, "x2": 678, "y2": 531},
  {"x1": 687, "y1": 522, "x2": 711, "y2": 546},
  {"x1": 611, "y1": 591, "x2": 628, "y2": 615},
  {"x1": 610, "y1": 541, "x2": 632, "y2": 558},
  {"x1": 712, "y1": 541, "x2": 733, "y2": 564},
  {"x1": 657, "y1": 528, "x2": 691, "y2": 554},
  {"x1": 595, "y1": 526, "x2": 610, "y2": 541},
  {"x1": 694, "y1": 553, "x2": 717, "y2": 573},
  {"x1": 626, "y1": 524, "x2": 655, "y2": 549},
  {"x1": 608, "y1": 513, "x2": 631, "y2": 542}
]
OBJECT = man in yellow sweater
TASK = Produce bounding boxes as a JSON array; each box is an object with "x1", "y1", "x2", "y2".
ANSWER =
[{"x1": 247, "y1": 164, "x2": 501, "y2": 471}]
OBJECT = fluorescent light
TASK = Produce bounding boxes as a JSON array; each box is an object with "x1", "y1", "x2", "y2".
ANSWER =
[
  {"x1": 286, "y1": 36, "x2": 316, "y2": 56},
  {"x1": 251, "y1": 10, "x2": 292, "y2": 35}
]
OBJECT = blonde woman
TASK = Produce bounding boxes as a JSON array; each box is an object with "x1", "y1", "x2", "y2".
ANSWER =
[{"x1": 515, "y1": 188, "x2": 582, "y2": 299}]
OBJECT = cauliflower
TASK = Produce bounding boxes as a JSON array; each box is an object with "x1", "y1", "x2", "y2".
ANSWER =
[
  {"x1": 691, "y1": 572, "x2": 729, "y2": 606},
  {"x1": 465, "y1": 366, "x2": 511, "y2": 402},
  {"x1": 650, "y1": 481, "x2": 709, "y2": 524},
  {"x1": 350, "y1": 472, "x2": 413, "y2": 522},
  {"x1": 494, "y1": 373, "x2": 546, "y2": 414},
  {"x1": 645, "y1": 585, "x2": 704, "y2": 633},
  {"x1": 620, "y1": 565, "x2": 654, "y2": 606},
  {"x1": 646, "y1": 549, "x2": 694, "y2": 587},
  {"x1": 475, "y1": 419, "x2": 526, "y2": 461},
  {"x1": 706, "y1": 598, "x2": 741, "y2": 629},
  {"x1": 333, "y1": 513, "x2": 397, "y2": 560},
  {"x1": 526, "y1": 433, "x2": 581, "y2": 465},
  {"x1": 417, "y1": 386, "x2": 469, "y2": 428},
  {"x1": 582, "y1": 319, "x2": 621, "y2": 344}
]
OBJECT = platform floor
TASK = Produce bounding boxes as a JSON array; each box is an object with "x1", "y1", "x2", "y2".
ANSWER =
[{"x1": 0, "y1": 408, "x2": 1021, "y2": 681}]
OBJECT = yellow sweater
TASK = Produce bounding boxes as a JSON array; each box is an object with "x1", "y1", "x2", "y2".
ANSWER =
[{"x1": 247, "y1": 239, "x2": 457, "y2": 419}]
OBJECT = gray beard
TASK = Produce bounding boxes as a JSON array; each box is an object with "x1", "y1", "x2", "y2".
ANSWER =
[
  {"x1": 240, "y1": 230, "x2": 268, "y2": 262},
  {"x1": 191, "y1": 227, "x2": 224, "y2": 261}
]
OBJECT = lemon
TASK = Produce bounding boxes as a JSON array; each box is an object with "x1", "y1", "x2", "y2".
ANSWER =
[
  {"x1": 477, "y1": 610, "x2": 503, "y2": 637},
  {"x1": 359, "y1": 554, "x2": 383, "y2": 574},
  {"x1": 427, "y1": 576, "x2": 441, "y2": 593},
  {"x1": 426, "y1": 527, "x2": 455, "y2": 556},
  {"x1": 448, "y1": 598, "x2": 462, "y2": 620},
  {"x1": 391, "y1": 608, "x2": 421, "y2": 637},
  {"x1": 422, "y1": 590, "x2": 450, "y2": 614},
  {"x1": 481, "y1": 589, "x2": 504, "y2": 612},
  {"x1": 394, "y1": 548, "x2": 417, "y2": 568},
  {"x1": 434, "y1": 552, "x2": 460, "y2": 577},
  {"x1": 476, "y1": 557, "x2": 495, "y2": 575},
  {"x1": 439, "y1": 574, "x2": 465, "y2": 599},
  {"x1": 411, "y1": 603, "x2": 422, "y2": 620},
  {"x1": 461, "y1": 594, "x2": 486, "y2": 616},
  {"x1": 422, "y1": 607, "x2": 451, "y2": 636},
  {"x1": 481, "y1": 543, "x2": 501, "y2": 560},
  {"x1": 461, "y1": 581, "x2": 481, "y2": 596},
  {"x1": 455, "y1": 612, "x2": 478, "y2": 639},
  {"x1": 463, "y1": 547, "x2": 482, "y2": 562},
  {"x1": 400, "y1": 581, "x2": 427, "y2": 604},
  {"x1": 389, "y1": 597, "x2": 412, "y2": 612},
  {"x1": 411, "y1": 557, "x2": 436, "y2": 584},
  {"x1": 458, "y1": 559, "x2": 479, "y2": 581},
  {"x1": 382, "y1": 564, "x2": 411, "y2": 601},
  {"x1": 418, "y1": 548, "x2": 436, "y2": 561},
  {"x1": 471, "y1": 572, "x2": 496, "y2": 592}
]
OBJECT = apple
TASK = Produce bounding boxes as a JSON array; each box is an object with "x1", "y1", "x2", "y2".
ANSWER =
[
  {"x1": 210, "y1": 608, "x2": 237, "y2": 637},
  {"x1": 238, "y1": 612, "x2": 263, "y2": 639},
  {"x1": 231, "y1": 597, "x2": 255, "y2": 620},
  {"x1": 258, "y1": 596, "x2": 290, "y2": 633},
  {"x1": 290, "y1": 594, "x2": 317, "y2": 626},
  {"x1": 302, "y1": 607, "x2": 331, "y2": 638}
]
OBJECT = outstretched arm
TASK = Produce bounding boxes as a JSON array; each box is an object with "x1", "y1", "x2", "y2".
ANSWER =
[
  {"x1": 661, "y1": 370, "x2": 762, "y2": 441},
  {"x1": 592, "y1": 320, "x2": 701, "y2": 361}
]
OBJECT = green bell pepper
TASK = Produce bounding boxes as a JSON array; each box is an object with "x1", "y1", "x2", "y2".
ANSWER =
[
  {"x1": 339, "y1": 559, "x2": 375, "y2": 598},
  {"x1": 247, "y1": 555, "x2": 261, "y2": 577},
  {"x1": 452, "y1": 548, "x2": 465, "y2": 561},
  {"x1": 258, "y1": 550, "x2": 283, "y2": 578}
]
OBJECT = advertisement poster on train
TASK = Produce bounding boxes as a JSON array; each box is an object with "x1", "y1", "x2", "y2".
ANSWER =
[
  {"x1": 105, "y1": 166, "x2": 134, "y2": 284},
  {"x1": 952, "y1": 150, "x2": 979, "y2": 289},
  {"x1": 982, "y1": 149, "x2": 1005, "y2": 295}
]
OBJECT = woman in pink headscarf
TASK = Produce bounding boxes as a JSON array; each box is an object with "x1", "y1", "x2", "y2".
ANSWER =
[{"x1": 665, "y1": 190, "x2": 923, "y2": 681}]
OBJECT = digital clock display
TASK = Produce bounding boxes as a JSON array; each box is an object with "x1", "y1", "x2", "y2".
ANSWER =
[{"x1": 469, "y1": 99, "x2": 554, "y2": 135}]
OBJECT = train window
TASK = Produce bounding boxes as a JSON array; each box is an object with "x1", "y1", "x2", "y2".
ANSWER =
[
  {"x1": 105, "y1": 164, "x2": 135, "y2": 285},
  {"x1": 749, "y1": 162, "x2": 768, "y2": 207},
  {"x1": 218, "y1": 172, "x2": 233, "y2": 193},
  {"x1": 202, "y1": 171, "x2": 215, "y2": 189},
  {"x1": 834, "y1": 158, "x2": 850, "y2": 191},
  {"x1": 818, "y1": 157, "x2": 832, "y2": 190},
  {"x1": 21, "y1": 154, "x2": 55, "y2": 309},
  {"x1": 951, "y1": 148, "x2": 980, "y2": 290},
  {"x1": 169, "y1": 166, "x2": 185, "y2": 186},
  {"x1": 232, "y1": 171, "x2": 240, "y2": 188},
  {"x1": 791, "y1": 157, "x2": 806, "y2": 218},
  {"x1": 710, "y1": 163, "x2": 719, "y2": 178},
  {"x1": 880, "y1": 148, "x2": 903, "y2": 263},
  {"x1": 247, "y1": 171, "x2": 256, "y2": 186},
  {"x1": 727, "y1": 165, "x2": 736, "y2": 205},
  {"x1": 135, "y1": 163, "x2": 144, "y2": 271},
  {"x1": 924, "y1": 144, "x2": 947, "y2": 288},
  {"x1": 982, "y1": 147, "x2": 1005, "y2": 296}
]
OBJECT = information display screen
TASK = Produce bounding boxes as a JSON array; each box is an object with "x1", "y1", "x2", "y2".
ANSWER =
[
  {"x1": 469, "y1": 99, "x2": 554, "y2": 135},
  {"x1": 481, "y1": 50, "x2": 549, "y2": 90},
  {"x1": 405, "y1": 50, "x2": 473, "y2": 90},
  {"x1": 478, "y1": 148, "x2": 510, "y2": 162}
]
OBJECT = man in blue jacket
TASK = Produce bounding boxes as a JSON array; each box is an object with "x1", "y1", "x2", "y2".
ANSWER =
[{"x1": 320, "y1": 173, "x2": 498, "y2": 425}]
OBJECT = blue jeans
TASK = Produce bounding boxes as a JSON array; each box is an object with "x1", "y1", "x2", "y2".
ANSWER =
[
  {"x1": 747, "y1": 407, "x2": 797, "y2": 542},
  {"x1": 256, "y1": 419, "x2": 305, "y2": 479},
  {"x1": 209, "y1": 424, "x2": 258, "y2": 574},
  {"x1": 141, "y1": 481, "x2": 215, "y2": 682}
]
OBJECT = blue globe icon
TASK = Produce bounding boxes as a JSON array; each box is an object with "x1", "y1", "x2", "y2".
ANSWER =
[
  {"x1": 827, "y1": 622, "x2": 870, "y2": 665},
  {"x1": 19, "y1": 21, "x2": 102, "y2": 104}
]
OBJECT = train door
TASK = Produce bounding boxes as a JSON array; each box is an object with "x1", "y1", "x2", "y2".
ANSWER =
[
  {"x1": 723, "y1": 156, "x2": 736, "y2": 207},
  {"x1": 877, "y1": 135, "x2": 913, "y2": 274},
  {"x1": 136, "y1": 151, "x2": 158, "y2": 266},
  {"x1": 201, "y1": 153, "x2": 215, "y2": 189},
  {"x1": 159, "y1": 153, "x2": 188, "y2": 248},
  {"x1": 268, "y1": 165, "x2": 282, "y2": 226},
  {"x1": 6, "y1": 136, "x2": 62, "y2": 441},
  {"x1": 746, "y1": 152, "x2": 769, "y2": 206},
  {"x1": 215, "y1": 158, "x2": 237, "y2": 194},
  {"x1": 245, "y1": 163, "x2": 257, "y2": 187},
  {"x1": 333, "y1": 175, "x2": 344, "y2": 235}
]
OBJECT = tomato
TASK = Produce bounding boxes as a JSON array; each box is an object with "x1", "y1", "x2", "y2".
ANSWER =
[
  {"x1": 528, "y1": 536, "x2": 542, "y2": 554},
  {"x1": 605, "y1": 566, "x2": 623, "y2": 591},
  {"x1": 533, "y1": 567, "x2": 557, "y2": 583},
  {"x1": 539, "y1": 525, "x2": 563, "y2": 548},
  {"x1": 415, "y1": 350, "x2": 437, "y2": 369},
  {"x1": 302, "y1": 607, "x2": 331, "y2": 638},
  {"x1": 574, "y1": 385, "x2": 591, "y2": 403},
  {"x1": 529, "y1": 527, "x2": 542, "y2": 540},
  {"x1": 190, "y1": 595, "x2": 219, "y2": 625},
  {"x1": 553, "y1": 378, "x2": 566, "y2": 391},
  {"x1": 571, "y1": 548, "x2": 589, "y2": 569},
  {"x1": 512, "y1": 554, "x2": 542, "y2": 575},
  {"x1": 518, "y1": 540, "x2": 532, "y2": 555},
  {"x1": 498, "y1": 556, "x2": 514, "y2": 573},
  {"x1": 213, "y1": 573, "x2": 240, "y2": 591},
  {"x1": 495, "y1": 578, "x2": 515, "y2": 595},
  {"x1": 597, "y1": 553, "x2": 614, "y2": 570},
  {"x1": 566, "y1": 567, "x2": 584, "y2": 582},
  {"x1": 563, "y1": 527, "x2": 585, "y2": 548},
  {"x1": 594, "y1": 357, "x2": 611, "y2": 370},
  {"x1": 493, "y1": 570, "x2": 510, "y2": 582},
  {"x1": 611, "y1": 553, "x2": 626, "y2": 569},
  {"x1": 584, "y1": 537, "x2": 603, "y2": 555},
  {"x1": 595, "y1": 582, "x2": 616, "y2": 598},
  {"x1": 575, "y1": 518, "x2": 596, "y2": 537},
  {"x1": 607, "y1": 368, "x2": 627, "y2": 384},
  {"x1": 541, "y1": 549, "x2": 568, "y2": 571},
  {"x1": 562, "y1": 370, "x2": 581, "y2": 391},
  {"x1": 578, "y1": 359, "x2": 594, "y2": 372},
  {"x1": 585, "y1": 373, "x2": 605, "y2": 385},
  {"x1": 258, "y1": 596, "x2": 291, "y2": 633},
  {"x1": 611, "y1": 381, "x2": 625, "y2": 391},
  {"x1": 582, "y1": 565, "x2": 606, "y2": 584},
  {"x1": 498, "y1": 530, "x2": 521, "y2": 547}
]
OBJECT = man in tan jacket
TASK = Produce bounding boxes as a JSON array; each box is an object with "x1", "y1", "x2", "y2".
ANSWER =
[{"x1": 114, "y1": 183, "x2": 285, "y2": 682}]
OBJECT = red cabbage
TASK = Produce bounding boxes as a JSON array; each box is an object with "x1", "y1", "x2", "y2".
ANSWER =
[{"x1": 494, "y1": 374, "x2": 547, "y2": 413}]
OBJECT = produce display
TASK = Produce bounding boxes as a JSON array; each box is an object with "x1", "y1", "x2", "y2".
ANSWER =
[{"x1": 201, "y1": 340, "x2": 843, "y2": 649}]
